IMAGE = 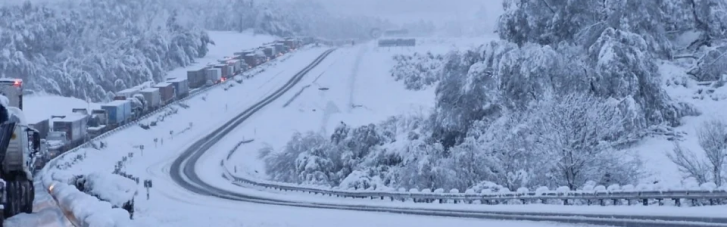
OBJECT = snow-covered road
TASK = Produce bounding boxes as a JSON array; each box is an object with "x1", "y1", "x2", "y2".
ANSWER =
[
  {"x1": 160, "y1": 43, "x2": 596, "y2": 227},
  {"x1": 114, "y1": 43, "x2": 588, "y2": 226}
]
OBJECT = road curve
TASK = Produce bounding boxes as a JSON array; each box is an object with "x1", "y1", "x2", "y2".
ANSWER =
[{"x1": 169, "y1": 48, "x2": 727, "y2": 227}]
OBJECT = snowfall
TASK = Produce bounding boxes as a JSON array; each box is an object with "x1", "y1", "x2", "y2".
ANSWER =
[{"x1": 16, "y1": 30, "x2": 727, "y2": 226}]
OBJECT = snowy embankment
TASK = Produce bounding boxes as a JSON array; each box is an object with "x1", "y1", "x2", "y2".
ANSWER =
[{"x1": 35, "y1": 30, "x2": 280, "y2": 226}]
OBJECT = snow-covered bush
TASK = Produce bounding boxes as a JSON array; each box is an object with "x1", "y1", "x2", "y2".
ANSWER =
[
  {"x1": 535, "y1": 186, "x2": 550, "y2": 195},
  {"x1": 516, "y1": 187, "x2": 529, "y2": 193},
  {"x1": 607, "y1": 184, "x2": 621, "y2": 192},
  {"x1": 338, "y1": 170, "x2": 385, "y2": 190},
  {"x1": 263, "y1": 131, "x2": 332, "y2": 185},
  {"x1": 390, "y1": 52, "x2": 445, "y2": 90},
  {"x1": 582, "y1": 181, "x2": 597, "y2": 191},
  {"x1": 556, "y1": 186, "x2": 571, "y2": 193},
  {"x1": 469, "y1": 181, "x2": 505, "y2": 194},
  {"x1": 72, "y1": 173, "x2": 137, "y2": 208},
  {"x1": 701, "y1": 182, "x2": 717, "y2": 191}
]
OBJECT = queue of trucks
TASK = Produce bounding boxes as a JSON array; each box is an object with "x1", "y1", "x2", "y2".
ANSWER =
[{"x1": 28, "y1": 37, "x2": 307, "y2": 170}]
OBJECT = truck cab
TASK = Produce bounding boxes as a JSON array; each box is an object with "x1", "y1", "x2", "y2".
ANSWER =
[{"x1": 0, "y1": 79, "x2": 23, "y2": 110}]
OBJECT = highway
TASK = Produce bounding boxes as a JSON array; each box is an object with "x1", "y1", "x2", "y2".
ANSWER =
[{"x1": 168, "y1": 48, "x2": 727, "y2": 227}]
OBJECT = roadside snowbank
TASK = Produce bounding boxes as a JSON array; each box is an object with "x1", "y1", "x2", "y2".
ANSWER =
[{"x1": 49, "y1": 181, "x2": 132, "y2": 227}]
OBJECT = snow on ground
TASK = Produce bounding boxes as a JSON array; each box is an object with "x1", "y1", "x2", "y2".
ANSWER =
[
  {"x1": 224, "y1": 38, "x2": 487, "y2": 179},
  {"x1": 630, "y1": 59, "x2": 727, "y2": 186}
]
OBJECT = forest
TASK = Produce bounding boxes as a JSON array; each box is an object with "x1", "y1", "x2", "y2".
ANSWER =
[{"x1": 0, "y1": 0, "x2": 387, "y2": 102}]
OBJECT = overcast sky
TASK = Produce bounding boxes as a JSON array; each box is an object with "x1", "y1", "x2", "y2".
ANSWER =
[{"x1": 316, "y1": 0, "x2": 503, "y2": 24}]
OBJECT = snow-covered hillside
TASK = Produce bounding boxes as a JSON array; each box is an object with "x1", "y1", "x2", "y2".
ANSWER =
[
  {"x1": 0, "y1": 0, "x2": 211, "y2": 102},
  {"x1": 254, "y1": 0, "x2": 727, "y2": 195},
  {"x1": 633, "y1": 59, "x2": 727, "y2": 186}
]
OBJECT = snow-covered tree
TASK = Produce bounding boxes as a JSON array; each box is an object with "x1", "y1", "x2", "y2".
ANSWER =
[
  {"x1": 668, "y1": 143, "x2": 711, "y2": 184},
  {"x1": 670, "y1": 119, "x2": 727, "y2": 186},
  {"x1": 265, "y1": 132, "x2": 330, "y2": 184},
  {"x1": 0, "y1": 0, "x2": 210, "y2": 101},
  {"x1": 390, "y1": 52, "x2": 445, "y2": 90},
  {"x1": 529, "y1": 93, "x2": 640, "y2": 190},
  {"x1": 696, "y1": 119, "x2": 727, "y2": 186}
]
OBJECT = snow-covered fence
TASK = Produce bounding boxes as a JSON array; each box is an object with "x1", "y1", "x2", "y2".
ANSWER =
[{"x1": 220, "y1": 163, "x2": 727, "y2": 207}]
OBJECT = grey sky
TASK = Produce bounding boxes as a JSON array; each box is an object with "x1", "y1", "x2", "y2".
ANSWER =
[{"x1": 316, "y1": 0, "x2": 503, "y2": 24}]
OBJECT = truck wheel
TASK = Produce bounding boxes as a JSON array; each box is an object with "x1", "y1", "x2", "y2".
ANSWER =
[
  {"x1": 21, "y1": 180, "x2": 33, "y2": 213},
  {"x1": 3, "y1": 181, "x2": 20, "y2": 218}
]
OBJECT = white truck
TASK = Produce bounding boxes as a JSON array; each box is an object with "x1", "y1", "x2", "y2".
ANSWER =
[{"x1": 0, "y1": 79, "x2": 41, "y2": 221}]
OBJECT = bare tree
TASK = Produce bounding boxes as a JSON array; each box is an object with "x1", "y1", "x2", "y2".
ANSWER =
[
  {"x1": 667, "y1": 142, "x2": 710, "y2": 184},
  {"x1": 696, "y1": 119, "x2": 727, "y2": 186},
  {"x1": 532, "y1": 93, "x2": 637, "y2": 190}
]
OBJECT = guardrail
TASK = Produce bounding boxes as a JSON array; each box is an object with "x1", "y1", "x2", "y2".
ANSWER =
[{"x1": 220, "y1": 160, "x2": 727, "y2": 208}]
